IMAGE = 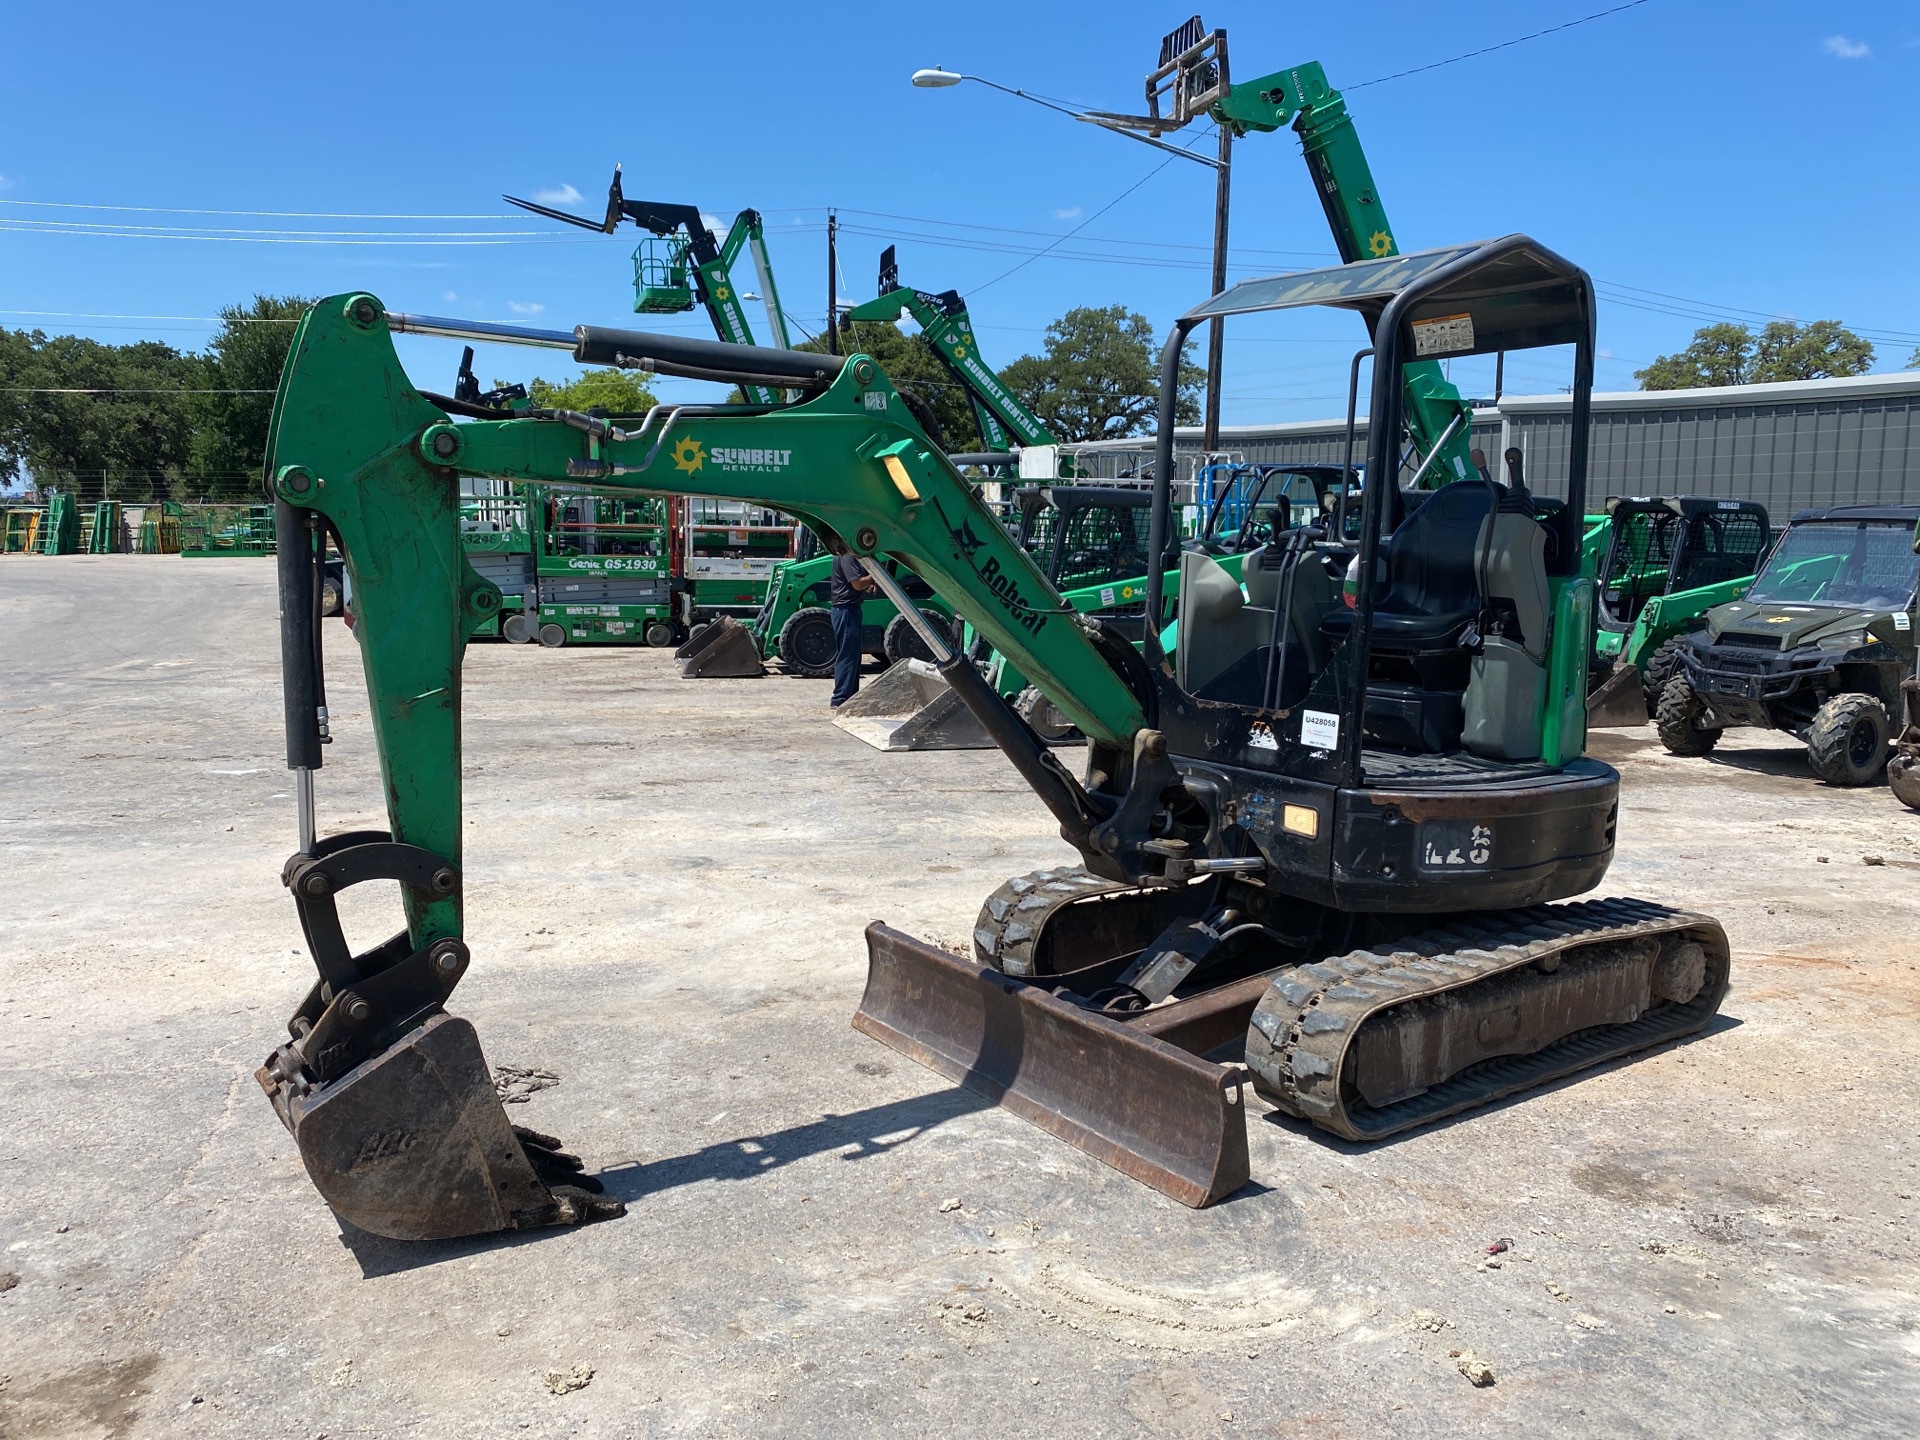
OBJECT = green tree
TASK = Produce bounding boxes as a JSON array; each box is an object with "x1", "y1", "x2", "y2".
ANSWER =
[
  {"x1": 0, "y1": 329, "x2": 201, "y2": 500},
  {"x1": 190, "y1": 295, "x2": 312, "y2": 499},
  {"x1": 1001, "y1": 305, "x2": 1201, "y2": 442},
  {"x1": 1906, "y1": 345, "x2": 1919, "y2": 370},
  {"x1": 1637, "y1": 319, "x2": 1874, "y2": 390},
  {"x1": 526, "y1": 367, "x2": 659, "y2": 413},
  {"x1": 798, "y1": 321, "x2": 984, "y2": 451}
]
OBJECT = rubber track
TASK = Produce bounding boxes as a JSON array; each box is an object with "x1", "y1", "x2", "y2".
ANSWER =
[
  {"x1": 1244, "y1": 896, "x2": 1730, "y2": 1142},
  {"x1": 972, "y1": 867, "x2": 1130, "y2": 976}
]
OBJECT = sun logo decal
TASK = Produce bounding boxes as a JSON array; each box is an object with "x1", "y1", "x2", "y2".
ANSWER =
[
  {"x1": 1368, "y1": 231, "x2": 1395, "y2": 258},
  {"x1": 672, "y1": 436, "x2": 706, "y2": 474},
  {"x1": 713, "y1": 284, "x2": 731, "y2": 302}
]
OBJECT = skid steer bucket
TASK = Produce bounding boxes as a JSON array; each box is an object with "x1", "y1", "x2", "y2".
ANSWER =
[
  {"x1": 854, "y1": 924, "x2": 1251, "y2": 1207},
  {"x1": 830, "y1": 660, "x2": 995, "y2": 751},
  {"x1": 676, "y1": 617, "x2": 765, "y2": 677},
  {"x1": 1587, "y1": 662, "x2": 1649, "y2": 728},
  {"x1": 258, "y1": 1011, "x2": 607, "y2": 1241}
]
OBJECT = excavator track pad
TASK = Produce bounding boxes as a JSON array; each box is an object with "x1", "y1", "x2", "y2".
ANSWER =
[
  {"x1": 1245, "y1": 896, "x2": 1729, "y2": 1141},
  {"x1": 258, "y1": 1012, "x2": 625, "y2": 1241}
]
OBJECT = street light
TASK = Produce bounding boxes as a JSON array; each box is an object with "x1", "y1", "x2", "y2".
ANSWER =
[{"x1": 912, "y1": 65, "x2": 1234, "y2": 448}]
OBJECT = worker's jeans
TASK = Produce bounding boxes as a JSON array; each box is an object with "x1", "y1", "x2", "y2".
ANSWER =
[{"x1": 830, "y1": 603, "x2": 863, "y2": 706}]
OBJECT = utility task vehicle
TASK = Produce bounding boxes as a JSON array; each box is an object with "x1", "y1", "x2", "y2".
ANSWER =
[
  {"x1": 1658, "y1": 504, "x2": 1920, "y2": 784},
  {"x1": 1585, "y1": 496, "x2": 1773, "y2": 725}
]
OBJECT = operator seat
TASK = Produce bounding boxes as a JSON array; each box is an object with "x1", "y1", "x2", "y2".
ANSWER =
[
  {"x1": 1321, "y1": 481, "x2": 1494, "y2": 652},
  {"x1": 1320, "y1": 480, "x2": 1552, "y2": 756}
]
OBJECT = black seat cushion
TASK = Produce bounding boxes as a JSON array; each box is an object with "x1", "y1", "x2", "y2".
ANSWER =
[{"x1": 1322, "y1": 481, "x2": 1494, "y2": 652}]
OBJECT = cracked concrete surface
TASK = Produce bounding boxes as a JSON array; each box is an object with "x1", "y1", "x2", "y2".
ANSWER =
[{"x1": 1, "y1": 557, "x2": 1916, "y2": 1438}]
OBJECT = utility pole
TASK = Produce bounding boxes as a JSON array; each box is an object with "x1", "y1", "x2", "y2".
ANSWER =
[
  {"x1": 1202, "y1": 124, "x2": 1233, "y2": 452},
  {"x1": 826, "y1": 211, "x2": 838, "y2": 356}
]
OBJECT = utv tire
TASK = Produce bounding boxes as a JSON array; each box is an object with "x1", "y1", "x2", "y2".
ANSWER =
[
  {"x1": 1014, "y1": 685, "x2": 1082, "y2": 745},
  {"x1": 1640, "y1": 635, "x2": 1691, "y2": 713},
  {"x1": 883, "y1": 610, "x2": 949, "y2": 666},
  {"x1": 538, "y1": 622, "x2": 567, "y2": 648},
  {"x1": 778, "y1": 606, "x2": 838, "y2": 678},
  {"x1": 1806, "y1": 693, "x2": 1890, "y2": 786},
  {"x1": 1655, "y1": 681, "x2": 1721, "y2": 757},
  {"x1": 1888, "y1": 751, "x2": 1920, "y2": 812}
]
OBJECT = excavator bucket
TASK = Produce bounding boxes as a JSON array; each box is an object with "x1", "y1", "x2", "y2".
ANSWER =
[
  {"x1": 1587, "y1": 662, "x2": 1650, "y2": 728},
  {"x1": 676, "y1": 617, "x2": 765, "y2": 678},
  {"x1": 854, "y1": 924, "x2": 1251, "y2": 1207},
  {"x1": 257, "y1": 1012, "x2": 615, "y2": 1241},
  {"x1": 830, "y1": 660, "x2": 995, "y2": 751}
]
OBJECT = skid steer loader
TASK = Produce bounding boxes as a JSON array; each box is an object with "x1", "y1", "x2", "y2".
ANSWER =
[{"x1": 257, "y1": 235, "x2": 1728, "y2": 1241}]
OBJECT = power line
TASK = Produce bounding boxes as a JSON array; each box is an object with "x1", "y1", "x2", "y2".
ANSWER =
[
  {"x1": 1349, "y1": 0, "x2": 1655, "y2": 89},
  {"x1": 1, "y1": 309, "x2": 299, "y2": 323},
  {"x1": 0, "y1": 199, "x2": 525, "y2": 220}
]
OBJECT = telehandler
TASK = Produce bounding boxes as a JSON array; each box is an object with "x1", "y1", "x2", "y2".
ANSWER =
[{"x1": 258, "y1": 234, "x2": 1728, "y2": 1241}]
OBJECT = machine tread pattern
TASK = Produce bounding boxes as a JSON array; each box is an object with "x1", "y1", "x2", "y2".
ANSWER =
[
  {"x1": 1245, "y1": 896, "x2": 1729, "y2": 1141},
  {"x1": 972, "y1": 867, "x2": 1130, "y2": 976}
]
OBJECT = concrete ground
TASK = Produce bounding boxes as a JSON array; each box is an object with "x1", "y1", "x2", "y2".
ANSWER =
[{"x1": 2, "y1": 555, "x2": 1916, "y2": 1440}]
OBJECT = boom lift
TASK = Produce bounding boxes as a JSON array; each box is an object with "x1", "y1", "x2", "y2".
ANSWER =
[
  {"x1": 507, "y1": 166, "x2": 792, "y2": 400},
  {"x1": 845, "y1": 247, "x2": 1057, "y2": 455},
  {"x1": 259, "y1": 237, "x2": 1729, "y2": 1240}
]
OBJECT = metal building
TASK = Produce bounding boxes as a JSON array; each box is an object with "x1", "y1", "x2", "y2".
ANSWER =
[{"x1": 1069, "y1": 371, "x2": 1920, "y2": 516}]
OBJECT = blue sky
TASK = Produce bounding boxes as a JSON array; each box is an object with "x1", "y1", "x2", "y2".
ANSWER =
[{"x1": 3, "y1": 1, "x2": 1917, "y2": 426}]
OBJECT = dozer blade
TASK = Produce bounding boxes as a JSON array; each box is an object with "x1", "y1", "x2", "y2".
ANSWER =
[
  {"x1": 1586, "y1": 662, "x2": 1650, "y2": 728},
  {"x1": 854, "y1": 924, "x2": 1250, "y2": 1207},
  {"x1": 676, "y1": 617, "x2": 765, "y2": 678},
  {"x1": 257, "y1": 1011, "x2": 617, "y2": 1241},
  {"x1": 831, "y1": 660, "x2": 995, "y2": 751}
]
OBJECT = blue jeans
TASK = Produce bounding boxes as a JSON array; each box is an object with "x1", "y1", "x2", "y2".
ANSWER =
[{"x1": 830, "y1": 603, "x2": 863, "y2": 706}]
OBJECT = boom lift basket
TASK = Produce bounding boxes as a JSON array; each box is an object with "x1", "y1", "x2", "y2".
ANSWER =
[{"x1": 632, "y1": 238, "x2": 695, "y2": 315}]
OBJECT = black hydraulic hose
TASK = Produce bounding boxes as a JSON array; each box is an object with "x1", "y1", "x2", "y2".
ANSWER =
[{"x1": 275, "y1": 498, "x2": 322, "y2": 772}]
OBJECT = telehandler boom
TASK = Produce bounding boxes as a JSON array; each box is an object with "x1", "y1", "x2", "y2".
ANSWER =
[{"x1": 261, "y1": 239, "x2": 1728, "y2": 1241}]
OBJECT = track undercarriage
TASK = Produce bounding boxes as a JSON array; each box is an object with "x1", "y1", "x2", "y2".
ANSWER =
[{"x1": 854, "y1": 866, "x2": 1729, "y2": 1205}]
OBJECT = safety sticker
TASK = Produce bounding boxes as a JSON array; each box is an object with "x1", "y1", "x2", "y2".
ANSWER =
[
  {"x1": 1896, "y1": 613, "x2": 1912, "y2": 631},
  {"x1": 1100, "y1": 587, "x2": 1117, "y2": 607},
  {"x1": 1411, "y1": 312, "x2": 1475, "y2": 356},
  {"x1": 1301, "y1": 709, "x2": 1340, "y2": 750}
]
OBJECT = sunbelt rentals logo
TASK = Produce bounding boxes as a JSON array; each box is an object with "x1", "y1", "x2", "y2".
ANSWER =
[{"x1": 672, "y1": 436, "x2": 794, "y2": 475}]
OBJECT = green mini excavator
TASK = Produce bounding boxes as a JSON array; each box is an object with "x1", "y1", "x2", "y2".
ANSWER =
[{"x1": 259, "y1": 235, "x2": 1729, "y2": 1241}]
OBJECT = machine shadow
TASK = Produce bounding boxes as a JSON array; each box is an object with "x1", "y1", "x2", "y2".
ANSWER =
[
  {"x1": 1254, "y1": 1010, "x2": 1745, "y2": 1155},
  {"x1": 599, "y1": 1086, "x2": 994, "y2": 1203},
  {"x1": 337, "y1": 1085, "x2": 993, "y2": 1278}
]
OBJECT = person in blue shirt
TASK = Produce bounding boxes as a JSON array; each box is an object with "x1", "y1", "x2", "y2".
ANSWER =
[{"x1": 829, "y1": 552, "x2": 878, "y2": 707}]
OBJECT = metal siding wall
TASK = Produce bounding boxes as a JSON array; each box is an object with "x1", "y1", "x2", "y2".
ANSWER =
[{"x1": 1071, "y1": 381, "x2": 1920, "y2": 516}]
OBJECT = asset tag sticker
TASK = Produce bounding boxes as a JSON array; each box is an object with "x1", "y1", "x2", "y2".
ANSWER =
[
  {"x1": 1411, "y1": 312, "x2": 1475, "y2": 356},
  {"x1": 1896, "y1": 613, "x2": 1912, "y2": 631},
  {"x1": 1300, "y1": 709, "x2": 1340, "y2": 750},
  {"x1": 1099, "y1": 586, "x2": 1117, "y2": 607}
]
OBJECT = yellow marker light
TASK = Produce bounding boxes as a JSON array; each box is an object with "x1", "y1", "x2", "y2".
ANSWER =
[
  {"x1": 882, "y1": 454, "x2": 920, "y2": 500},
  {"x1": 1282, "y1": 804, "x2": 1319, "y2": 839}
]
